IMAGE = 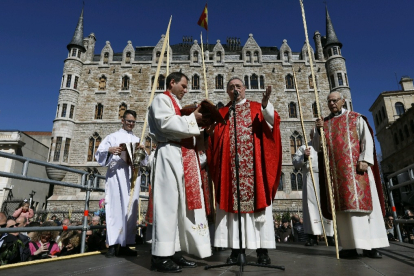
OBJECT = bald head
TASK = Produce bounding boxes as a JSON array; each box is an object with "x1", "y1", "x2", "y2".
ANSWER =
[{"x1": 16, "y1": 216, "x2": 27, "y2": 227}]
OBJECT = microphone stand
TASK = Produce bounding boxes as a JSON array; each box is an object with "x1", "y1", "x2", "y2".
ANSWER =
[{"x1": 205, "y1": 91, "x2": 285, "y2": 274}]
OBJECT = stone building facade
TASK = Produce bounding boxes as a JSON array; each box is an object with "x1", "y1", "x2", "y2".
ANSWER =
[
  {"x1": 370, "y1": 76, "x2": 414, "y2": 175},
  {"x1": 47, "y1": 7, "x2": 353, "y2": 215}
]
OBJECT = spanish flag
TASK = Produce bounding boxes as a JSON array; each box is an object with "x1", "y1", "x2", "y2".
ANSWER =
[{"x1": 197, "y1": 4, "x2": 208, "y2": 31}]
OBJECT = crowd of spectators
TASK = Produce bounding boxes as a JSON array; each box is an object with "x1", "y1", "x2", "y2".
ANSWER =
[
  {"x1": 0, "y1": 200, "x2": 109, "y2": 266},
  {"x1": 274, "y1": 214, "x2": 308, "y2": 243},
  {"x1": 385, "y1": 208, "x2": 414, "y2": 244}
]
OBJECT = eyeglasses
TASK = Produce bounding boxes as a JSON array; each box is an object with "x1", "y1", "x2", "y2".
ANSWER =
[
  {"x1": 327, "y1": 98, "x2": 342, "y2": 104},
  {"x1": 41, "y1": 234, "x2": 51, "y2": 239},
  {"x1": 124, "y1": 120, "x2": 136, "y2": 124},
  {"x1": 8, "y1": 224, "x2": 16, "y2": 228},
  {"x1": 15, "y1": 223, "x2": 20, "y2": 227}
]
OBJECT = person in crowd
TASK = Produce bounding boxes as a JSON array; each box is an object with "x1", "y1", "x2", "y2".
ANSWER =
[
  {"x1": 12, "y1": 200, "x2": 34, "y2": 223},
  {"x1": 313, "y1": 91, "x2": 389, "y2": 258},
  {"x1": 26, "y1": 222, "x2": 41, "y2": 241},
  {"x1": 0, "y1": 219, "x2": 31, "y2": 265},
  {"x1": 291, "y1": 215, "x2": 308, "y2": 243},
  {"x1": 148, "y1": 72, "x2": 211, "y2": 272},
  {"x1": 61, "y1": 218, "x2": 71, "y2": 227},
  {"x1": 28, "y1": 221, "x2": 60, "y2": 260},
  {"x1": 207, "y1": 77, "x2": 282, "y2": 265},
  {"x1": 276, "y1": 219, "x2": 292, "y2": 243},
  {"x1": 86, "y1": 229, "x2": 102, "y2": 252},
  {"x1": 385, "y1": 214, "x2": 398, "y2": 241},
  {"x1": 58, "y1": 231, "x2": 81, "y2": 256},
  {"x1": 95, "y1": 109, "x2": 148, "y2": 258}
]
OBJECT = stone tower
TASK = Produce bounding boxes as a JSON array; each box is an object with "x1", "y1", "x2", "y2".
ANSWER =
[
  {"x1": 48, "y1": 7, "x2": 86, "y2": 181},
  {"x1": 323, "y1": 6, "x2": 352, "y2": 109}
]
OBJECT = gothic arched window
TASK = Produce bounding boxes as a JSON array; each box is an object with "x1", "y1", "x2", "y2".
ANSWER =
[
  {"x1": 278, "y1": 173, "x2": 284, "y2": 191},
  {"x1": 155, "y1": 51, "x2": 161, "y2": 63},
  {"x1": 251, "y1": 74, "x2": 258, "y2": 89},
  {"x1": 244, "y1": 76, "x2": 250, "y2": 89},
  {"x1": 290, "y1": 131, "x2": 302, "y2": 157},
  {"x1": 103, "y1": 52, "x2": 109, "y2": 64},
  {"x1": 259, "y1": 76, "x2": 265, "y2": 89},
  {"x1": 192, "y1": 74, "x2": 200, "y2": 90},
  {"x1": 121, "y1": 76, "x2": 130, "y2": 90},
  {"x1": 395, "y1": 102, "x2": 405, "y2": 116},
  {"x1": 291, "y1": 169, "x2": 303, "y2": 191},
  {"x1": 119, "y1": 103, "x2": 127, "y2": 119},
  {"x1": 215, "y1": 74, "x2": 224, "y2": 90},
  {"x1": 87, "y1": 132, "x2": 101, "y2": 162},
  {"x1": 288, "y1": 102, "x2": 297, "y2": 118},
  {"x1": 285, "y1": 74, "x2": 294, "y2": 89},
  {"x1": 337, "y1": 73, "x2": 344, "y2": 86},
  {"x1": 95, "y1": 103, "x2": 104, "y2": 119},
  {"x1": 53, "y1": 137, "x2": 63, "y2": 162}
]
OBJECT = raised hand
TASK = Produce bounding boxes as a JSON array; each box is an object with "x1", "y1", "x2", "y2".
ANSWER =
[{"x1": 262, "y1": 86, "x2": 272, "y2": 108}]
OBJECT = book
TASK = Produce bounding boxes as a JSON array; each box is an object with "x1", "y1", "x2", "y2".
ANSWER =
[{"x1": 180, "y1": 99, "x2": 226, "y2": 127}]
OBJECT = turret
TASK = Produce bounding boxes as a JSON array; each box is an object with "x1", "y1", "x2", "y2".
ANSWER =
[{"x1": 323, "y1": 6, "x2": 352, "y2": 109}]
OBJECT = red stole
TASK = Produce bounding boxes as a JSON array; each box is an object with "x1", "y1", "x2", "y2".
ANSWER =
[
  {"x1": 324, "y1": 111, "x2": 372, "y2": 213},
  {"x1": 207, "y1": 100, "x2": 282, "y2": 213},
  {"x1": 163, "y1": 91, "x2": 202, "y2": 210}
]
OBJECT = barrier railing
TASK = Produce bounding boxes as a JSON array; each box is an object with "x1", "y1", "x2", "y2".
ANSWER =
[
  {"x1": 386, "y1": 163, "x2": 414, "y2": 242},
  {"x1": 0, "y1": 151, "x2": 149, "y2": 253}
]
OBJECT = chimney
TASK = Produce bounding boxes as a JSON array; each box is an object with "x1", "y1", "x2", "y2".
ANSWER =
[{"x1": 399, "y1": 76, "x2": 414, "y2": 91}]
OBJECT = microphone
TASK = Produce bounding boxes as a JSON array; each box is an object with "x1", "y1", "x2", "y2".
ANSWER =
[{"x1": 233, "y1": 89, "x2": 239, "y2": 101}]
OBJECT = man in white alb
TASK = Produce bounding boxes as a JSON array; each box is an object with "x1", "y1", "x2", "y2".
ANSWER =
[{"x1": 95, "y1": 110, "x2": 148, "y2": 258}]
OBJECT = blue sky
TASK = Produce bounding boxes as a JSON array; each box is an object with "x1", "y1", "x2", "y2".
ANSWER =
[{"x1": 1, "y1": 0, "x2": 413, "y2": 151}]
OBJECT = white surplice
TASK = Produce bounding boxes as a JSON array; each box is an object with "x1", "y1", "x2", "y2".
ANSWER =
[
  {"x1": 312, "y1": 109, "x2": 389, "y2": 250},
  {"x1": 95, "y1": 128, "x2": 148, "y2": 247},
  {"x1": 148, "y1": 93, "x2": 211, "y2": 258},
  {"x1": 292, "y1": 145, "x2": 334, "y2": 236},
  {"x1": 214, "y1": 99, "x2": 276, "y2": 250}
]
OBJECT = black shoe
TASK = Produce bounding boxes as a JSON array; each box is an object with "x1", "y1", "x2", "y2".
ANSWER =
[
  {"x1": 305, "y1": 238, "x2": 318, "y2": 246},
  {"x1": 172, "y1": 256, "x2": 197, "y2": 268},
  {"x1": 105, "y1": 246, "x2": 116, "y2": 258},
  {"x1": 256, "y1": 248, "x2": 271, "y2": 265},
  {"x1": 118, "y1": 246, "x2": 137, "y2": 256},
  {"x1": 226, "y1": 249, "x2": 239, "y2": 264},
  {"x1": 363, "y1": 249, "x2": 382, "y2": 259},
  {"x1": 327, "y1": 236, "x2": 335, "y2": 246},
  {"x1": 339, "y1": 249, "x2": 359, "y2": 259},
  {"x1": 151, "y1": 256, "x2": 182, "y2": 273}
]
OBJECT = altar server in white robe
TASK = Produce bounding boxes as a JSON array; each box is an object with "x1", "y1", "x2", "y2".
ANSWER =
[
  {"x1": 313, "y1": 91, "x2": 389, "y2": 259},
  {"x1": 95, "y1": 110, "x2": 148, "y2": 258},
  {"x1": 292, "y1": 129, "x2": 334, "y2": 246},
  {"x1": 148, "y1": 72, "x2": 211, "y2": 273}
]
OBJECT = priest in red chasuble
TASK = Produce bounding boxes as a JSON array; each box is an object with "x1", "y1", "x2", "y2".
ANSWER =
[
  {"x1": 313, "y1": 91, "x2": 389, "y2": 259},
  {"x1": 207, "y1": 77, "x2": 282, "y2": 265}
]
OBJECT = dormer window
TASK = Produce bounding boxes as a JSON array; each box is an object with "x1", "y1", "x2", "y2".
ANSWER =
[
  {"x1": 253, "y1": 51, "x2": 259, "y2": 63},
  {"x1": 193, "y1": 51, "x2": 199, "y2": 63},
  {"x1": 284, "y1": 52, "x2": 289, "y2": 63},
  {"x1": 216, "y1": 52, "x2": 222, "y2": 63},
  {"x1": 71, "y1": 49, "x2": 77, "y2": 57},
  {"x1": 104, "y1": 52, "x2": 109, "y2": 64},
  {"x1": 125, "y1": 52, "x2": 131, "y2": 64},
  {"x1": 246, "y1": 51, "x2": 251, "y2": 63},
  {"x1": 156, "y1": 52, "x2": 161, "y2": 63}
]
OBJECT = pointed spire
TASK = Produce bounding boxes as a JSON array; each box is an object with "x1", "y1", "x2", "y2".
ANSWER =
[
  {"x1": 67, "y1": 6, "x2": 86, "y2": 51},
  {"x1": 325, "y1": 6, "x2": 342, "y2": 48}
]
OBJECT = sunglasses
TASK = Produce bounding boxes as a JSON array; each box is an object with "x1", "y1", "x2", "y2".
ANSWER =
[
  {"x1": 0, "y1": 223, "x2": 6, "y2": 228},
  {"x1": 8, "y1": 224, "x2": 16, "y2": 228}
]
